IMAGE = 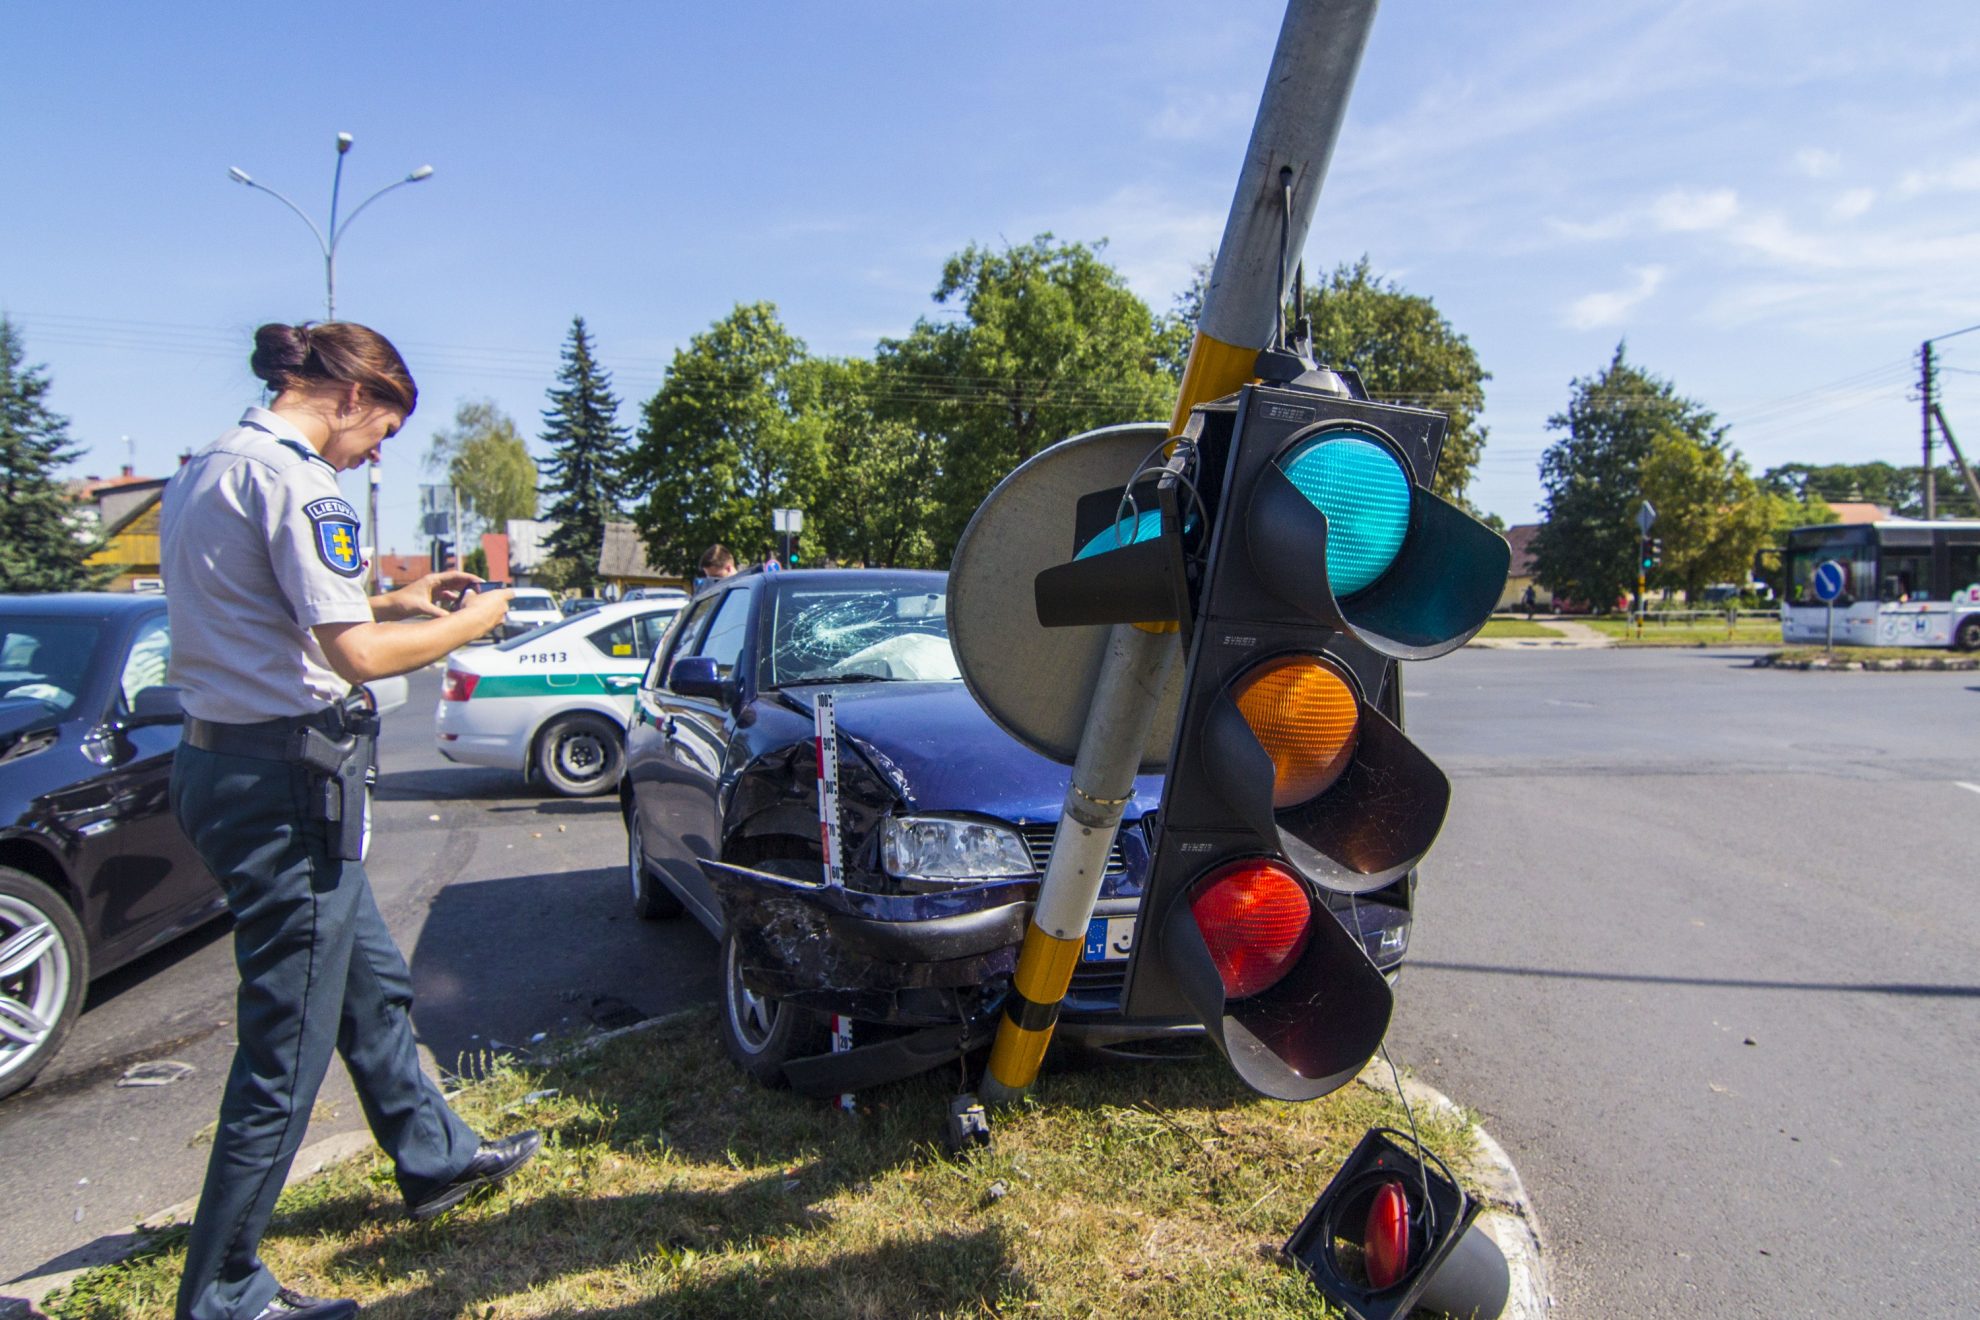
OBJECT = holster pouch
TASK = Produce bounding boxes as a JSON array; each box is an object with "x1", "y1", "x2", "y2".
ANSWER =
[{"x1": 294, "y1": 711, "x2": 378, "y2": 862}]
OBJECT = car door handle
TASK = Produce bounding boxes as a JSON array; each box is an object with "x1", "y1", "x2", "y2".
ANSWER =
[{"x1": 664, "y1": 716, "x2": 679, "y2": 737}]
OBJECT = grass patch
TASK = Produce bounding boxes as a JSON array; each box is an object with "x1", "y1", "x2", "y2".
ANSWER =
[
  {"x1": 1581, "y1": 617, "x2": 1783, "y2": 646},
  {"x1": 1769, "y1": 645, "x2": 1977, "y2": 669},
  {"x1": 1476, "y1": 618, "x2": 1563, "y2": 639},
  {"x1": 45, "y1": 1012, "x2": 1473, "y2": 1319}
]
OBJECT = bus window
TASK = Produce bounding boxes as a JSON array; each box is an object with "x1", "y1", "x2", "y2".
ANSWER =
[
  {"x1": 1952, "y1": 545, "x2": 1980, "y2": 600},
  {"x1": 1882, "y1": 551, "x2": 1930, "y2": 601}
]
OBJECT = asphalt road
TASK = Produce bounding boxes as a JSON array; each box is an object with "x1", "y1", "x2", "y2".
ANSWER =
[
  {"x1": 1386, "y1": 646, "x2": 1980, "y2": 1316},
  {"x1": 0, "y1": 667, "x2": 716, "y2": 1288},
  {"x1": 4, "y1": 649, "x2": 1977, "y2": 1317}
]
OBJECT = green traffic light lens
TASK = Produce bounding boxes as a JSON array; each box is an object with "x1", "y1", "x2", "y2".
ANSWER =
[
  {"x1": 1276, "y1": 430, "x2": 1410, "y2": 597},
  {"x1": 1073, "y1": 506, "x2": 1163, "y2": 560}
]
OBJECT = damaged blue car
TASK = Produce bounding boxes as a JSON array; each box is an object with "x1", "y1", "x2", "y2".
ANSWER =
[{"x1": 620, "y1": 568, "x2": 1409, "y2": 1095}]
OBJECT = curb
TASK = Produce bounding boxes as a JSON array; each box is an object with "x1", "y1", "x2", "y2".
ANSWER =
[
  {"x1": 9, "y1": 1021, "x2": 1550, "y2": 1319},
  {"x1": 1354, "y1": 1060, "x2": 1551, "y2": 1318}
]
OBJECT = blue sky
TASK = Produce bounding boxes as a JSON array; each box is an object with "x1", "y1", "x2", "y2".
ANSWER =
[{"x1": 5, "y1": 0, "x2": 1979, "y2": 558}]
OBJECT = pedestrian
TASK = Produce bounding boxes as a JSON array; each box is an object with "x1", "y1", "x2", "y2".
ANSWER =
[
  {"x1": 161, "y1": 322, "x2": 541, "y2": 1320},
  {"x1": 696, "y1": 543, "x2": 736, "y2": 593}
]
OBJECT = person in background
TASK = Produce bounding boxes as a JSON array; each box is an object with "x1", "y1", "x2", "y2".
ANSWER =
[
  {"x1": 696, "y1": 543, "x2": 737, "y2": 593},
  {"x1": 162, "y1": 321, "x2": 540, "y2": 1320}
]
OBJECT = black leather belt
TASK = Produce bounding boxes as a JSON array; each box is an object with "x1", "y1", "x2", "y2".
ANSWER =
[{"x1": 183, "y1": 709, "x2": 345, "y2": 761}]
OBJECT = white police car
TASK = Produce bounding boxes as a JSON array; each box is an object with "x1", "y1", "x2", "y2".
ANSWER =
[{"x1": 435, "y1": 598, "x2": 683, "y2": 796}]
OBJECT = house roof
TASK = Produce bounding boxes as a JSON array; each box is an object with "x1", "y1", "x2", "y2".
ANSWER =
[
  {"x1": 1824, "y1": 501, "x2": 1890, "y2": 525},
  {"x1": 1503, "y1": 523, "x2": 1542, "y2": 576},
  {"x1": 598, "y1": 521, "x2": 670, "y2": 580}
]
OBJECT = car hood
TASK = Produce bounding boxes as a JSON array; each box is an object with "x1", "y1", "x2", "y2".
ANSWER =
[{"x1": 772, "y1": 682, "x2": 1163, "y2": 822}]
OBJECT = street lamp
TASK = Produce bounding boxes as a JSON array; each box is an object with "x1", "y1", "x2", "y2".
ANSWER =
[{"x1": 227, "y1": 132, "x2": 434, "y2": 321}]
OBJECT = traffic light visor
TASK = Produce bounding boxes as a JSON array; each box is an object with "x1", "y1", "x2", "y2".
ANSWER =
[
  {"x1": 1276, "y1": 430, "x2": 1411, "y2": 597},
  {"x1": 1231, "y1": 655, "x2": 1359, "y2": 808}
]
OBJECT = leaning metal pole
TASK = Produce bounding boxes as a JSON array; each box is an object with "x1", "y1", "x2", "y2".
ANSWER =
[{"x1": 979, "y1": 0, "x2": 1384, "y2": 1104}]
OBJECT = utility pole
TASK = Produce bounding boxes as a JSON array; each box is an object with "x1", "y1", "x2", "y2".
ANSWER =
[{"x1": 1921, "y1": 340, "x2": 1936, "y2": 522}]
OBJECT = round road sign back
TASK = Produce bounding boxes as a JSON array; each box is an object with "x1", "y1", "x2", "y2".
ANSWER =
[
  {"x1": 1812, "y1": 559, "x2": 1848, "y2": 603},
  {"x1": 948, "y1": 422, "x2": 1185, "y2": 771}
]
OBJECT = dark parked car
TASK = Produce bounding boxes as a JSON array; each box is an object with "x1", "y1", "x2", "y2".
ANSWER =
[
  {"x1": 621, "y1": 569, "x2": 1411, "y2": 1095},
  {"x1": 0, "y1": 594, "x2": 406, "y2": 1100},
  {"x1": 0, "y1": 594, "x2": 218, "y2": 1098}
]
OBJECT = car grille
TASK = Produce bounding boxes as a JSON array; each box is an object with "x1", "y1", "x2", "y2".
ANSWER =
[{"x1": 1017, "y1": 823, "x2": 1127, "y2": 876}]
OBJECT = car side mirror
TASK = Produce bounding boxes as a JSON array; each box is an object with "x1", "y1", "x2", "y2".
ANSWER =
[
  {"x1": 128, "y1": 684, "x2": 185, "y2": 726},
  {"x1": 668, "y1": 655, "x2": 734, "y2": 704}
]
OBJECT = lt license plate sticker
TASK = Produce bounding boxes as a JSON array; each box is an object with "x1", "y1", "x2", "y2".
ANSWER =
[{"x1": 1083, "y1": 916, "x2": 1136, "y2": 962}]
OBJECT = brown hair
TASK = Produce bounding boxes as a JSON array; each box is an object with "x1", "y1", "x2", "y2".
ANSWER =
[
  {"x1": 699, "y1": 543, "x2": 736, "y2": 574},
  {"x1": 250, "y1": 321, "x2": 418, "y2": 416}
]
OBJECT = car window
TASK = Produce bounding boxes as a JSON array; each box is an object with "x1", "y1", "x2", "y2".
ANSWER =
[
  {"x1": 652, "y1": 596, "x2": 717, "y2": 690},
  {"x1": 635, "y1": 609, "x2": 679, "y2": 659},
  {"x1": 119, "y1": 616, "x2": 171, "y2": 709},
  {"x1": 0, "y1": 619, "x2": 100, "y2": 713},
  {"x1": 766, "y1": 580, "x2": 957, "y2": 685},
  {"x1": 692, "y1": 590, "x2": 753, "y2": 677},
  {"x1": 512, "y1": 592, "x2": 557, "y2": 611}
]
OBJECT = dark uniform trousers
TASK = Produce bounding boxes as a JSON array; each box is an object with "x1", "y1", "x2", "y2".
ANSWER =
[{"x1": 170, "y1": 742, "x2": 478, "y2": 1320}]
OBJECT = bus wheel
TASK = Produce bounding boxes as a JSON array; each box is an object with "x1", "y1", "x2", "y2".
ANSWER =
[{"x1": 1956, "y1": 616, "x2": 1980, "y2": 652}]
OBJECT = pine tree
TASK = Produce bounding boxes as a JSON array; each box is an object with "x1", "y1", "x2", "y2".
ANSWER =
[
  {"x1": 0, "y1": 317, "x2": 102, "y2": 592},
  {"x1": 539, "y1": 317, "x2": 629, "y2": 590}
]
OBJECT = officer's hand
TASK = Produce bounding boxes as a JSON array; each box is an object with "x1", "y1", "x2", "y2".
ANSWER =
[
  {"x1": 459, "y1": 587, "x2": 514, "y2": 638},
  {"x1": 388, "y1": 571, "x2": 483, "y2": 619}
]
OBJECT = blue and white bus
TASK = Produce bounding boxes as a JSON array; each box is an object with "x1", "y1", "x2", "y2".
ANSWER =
[{"x1": 1782, "y1": 518, "x2": 1980, "y2": 650}]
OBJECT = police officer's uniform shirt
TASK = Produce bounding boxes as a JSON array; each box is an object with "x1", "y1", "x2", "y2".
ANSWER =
[{"x1": 161, "y1": 407, "x2": 373, "y2": 723}]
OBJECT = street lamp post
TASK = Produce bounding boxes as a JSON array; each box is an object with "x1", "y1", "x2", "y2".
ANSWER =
[{"x1": 228, "y1": 134, "x2": 434, "y2": 591}]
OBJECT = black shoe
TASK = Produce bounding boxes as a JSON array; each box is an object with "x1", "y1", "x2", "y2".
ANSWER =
[
  {"x1": 405, "y1": 1129, "x2": 542, "y2": 1220},
  {"x1": 252, "y1": 1287, "x2": 359, "y2": 1319}
]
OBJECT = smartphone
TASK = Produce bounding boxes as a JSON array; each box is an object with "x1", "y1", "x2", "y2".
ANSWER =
[{"x1": 452, "y1": 581, "x2": 511, "y2": 609}]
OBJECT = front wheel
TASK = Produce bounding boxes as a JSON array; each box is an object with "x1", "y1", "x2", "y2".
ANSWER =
[
  {"x1": 535, "y1": 713, "x2": 624, "y2": 797},
  {"x1": 1955, "y1": 615, "x2": 1980, "y2": 652},
  {"x1": 718, "y1": 930, "x2": 826, "y2": 1088},
  {"x1": 0, "y1": 868, "x2": 88, "y2": 1101}
]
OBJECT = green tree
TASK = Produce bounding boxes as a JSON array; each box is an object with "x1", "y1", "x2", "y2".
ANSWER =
[
  {"x1": 788, "y1": 357, "x2": 942, "y2": 567},
  {"x1": 1639, "y1": 430, "x2": 1773, "y2": 601},
  {"x1": 1532, "y1": 344, "x2": 1720, "y2": 610},
  {"x1": 629, "y1": 302, "x2": 823, "y2": 570},
  {"x1": 540, "y1": 317, "x2": 630, "y2": 590},
  {"x1": 0, "y1": 318, "x2": 103, "y2": 592},
  {"x1": 879, "y1": 235, "x2": 1178, "y2": 558},
  {"x1": 1760, "y1": 460, "x2": 1976, "y2": 519},
  {"x1": 425, "y1": 399, "x2": 537, "y2": 541}
]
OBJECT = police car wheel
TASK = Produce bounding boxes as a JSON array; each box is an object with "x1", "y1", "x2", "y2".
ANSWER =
[
  {"x1": 1956, "y1": 616, "x2": 1980, "y2": 652},
  {"x1": 718, "y1": 930, "x2": 826, "y2": 1088},
  {"x1": 0, "y1": 869, "x2": 89, "y2": 1102},
  {"x1": 627, "y1": 809, "x2": 683, "y2": 920},
  {"x1": 536, "y1": 714, "x2": 624, "y2": 797}
]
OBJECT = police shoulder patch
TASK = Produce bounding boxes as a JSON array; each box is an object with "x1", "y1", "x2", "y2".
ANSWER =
[{"x1": 305, "y1": 498, "x2": 364, "y2": 577}]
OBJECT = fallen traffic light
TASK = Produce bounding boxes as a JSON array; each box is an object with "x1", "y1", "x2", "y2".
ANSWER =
[{"x1": 1284, "y1": 1127, "x2": 1510, "y2": 1320}]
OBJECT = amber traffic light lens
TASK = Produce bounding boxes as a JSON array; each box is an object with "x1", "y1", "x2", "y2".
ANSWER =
[{"x1": 1231, "y1": 656, "x2": 1359, "y2": 808}]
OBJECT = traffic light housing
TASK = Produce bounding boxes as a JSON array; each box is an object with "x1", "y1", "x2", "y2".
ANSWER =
[
  {"x1": 1045, "y1": 374, "x2": 1508, "y2": 1101},
  {"x1": 1642, "y1": 536, "x2": 1663, "y2": 571}
]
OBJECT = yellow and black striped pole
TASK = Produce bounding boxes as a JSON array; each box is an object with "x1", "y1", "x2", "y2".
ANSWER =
[{"x1": 978, "y1": 0, "x2": 1384, "y2": 1104}]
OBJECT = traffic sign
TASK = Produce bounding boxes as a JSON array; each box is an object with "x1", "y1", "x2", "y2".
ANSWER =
[
  {"x1": 1637, "y1": 500, "x2": 1657, "y2": 536},
  {"x1": 1813, "y1": 560, "x2": 1848, "y2": 603}
]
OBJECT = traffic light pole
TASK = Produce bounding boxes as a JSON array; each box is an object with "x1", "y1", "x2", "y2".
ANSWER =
[
  {"x1": 978, "y1": 0, "x2": 1382, "y2": 1104},
  {"x1": 980, "y1": 625, "x2": 1178, "y2": 1103}
]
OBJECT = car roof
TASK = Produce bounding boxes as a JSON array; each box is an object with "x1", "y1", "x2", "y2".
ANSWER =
[{"x1": 0, "y1": 592, "x2": 165, "y2": 619}]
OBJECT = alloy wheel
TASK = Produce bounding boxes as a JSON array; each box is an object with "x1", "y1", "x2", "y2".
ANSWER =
[{"x1": 0, "y1": 893, "x2": 71, "y2": 1085}]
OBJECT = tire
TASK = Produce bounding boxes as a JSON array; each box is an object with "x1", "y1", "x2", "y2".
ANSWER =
[
  {"x1": 1956, "y1": 615, "x2": 1980, "y2": 653},
  {"x1": 717, "y1": 929, "x2": 826, "y2": 1088},
  {"x1": 627, "y1": 808, "x2": 683, "y2": 921},
  {"x1": 535, "y1": 713, "x2": 625, "y2": 797},
  {"x1": 0, "y1": 868, "x2": 88, "y2": 1102}
]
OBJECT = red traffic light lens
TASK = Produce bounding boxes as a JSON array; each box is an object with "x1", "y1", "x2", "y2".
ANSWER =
[
  {"x1": 1231, "y1": 656, "x2": 1359, "y2": 809},
  {"x1": 1364, "y1": 1178, "x2": 1413, "y2": 1289},
  {"x1": 1188, "y1": 860, "x2": 1313, "y2": 999}
]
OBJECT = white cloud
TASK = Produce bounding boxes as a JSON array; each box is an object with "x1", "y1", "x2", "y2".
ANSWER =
[
  {"x1": 1794, "y1": 147, "x2": 1841, "y2": 178},
  {"x1": 1897, "y1": 156, "x2": 1980, "y2": 196},
  {"x1": 1031, "y1": 184, "x2": 1223, "y2": 304},
  {"x1": 1651, "y1": 187, "x2": 1741, "y2": 232},
  {"x1": 1830, "y1": 187, "x2": 1876, "y2": 220},
  {"x1": 1565, "y1": 266, "x2": 1667, "y2": 329},
  {"x1": 1148, "y1": 90, "x2": 1253, "y2": 144}
]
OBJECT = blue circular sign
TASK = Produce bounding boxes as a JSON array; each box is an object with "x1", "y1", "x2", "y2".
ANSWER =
[{"x1": 1813, "y1": 560, "x2": 1848, "y2": 603}]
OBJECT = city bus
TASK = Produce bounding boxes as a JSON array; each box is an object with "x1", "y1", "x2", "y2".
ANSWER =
[{"x1": 1781, "y1": 518, "x2": 1980, "y2": 650}]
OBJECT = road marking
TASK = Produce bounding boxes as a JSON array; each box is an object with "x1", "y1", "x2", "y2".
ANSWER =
[{"x1": 1958, "y1": 782, "x2": 1980, "y2": 796}]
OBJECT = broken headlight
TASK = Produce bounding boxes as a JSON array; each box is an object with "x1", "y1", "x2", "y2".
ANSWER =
[{"x1": 881, "y1": 815, "x2": 1034, "y2": 883}]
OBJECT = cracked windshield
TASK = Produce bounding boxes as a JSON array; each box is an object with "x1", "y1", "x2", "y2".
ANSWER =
[{"x1": 767, "y1": 580, "x2": 959, "y2": 686}]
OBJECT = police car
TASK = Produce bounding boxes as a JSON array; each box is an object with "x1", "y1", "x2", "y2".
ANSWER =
[{"x1": 435, "y1": 598, "x2": 683, "y2": 796}]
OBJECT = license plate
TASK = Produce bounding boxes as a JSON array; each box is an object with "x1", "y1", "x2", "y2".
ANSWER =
[{"x1": 1083, "y1": 915, "x2": 1136, "y2": 962}]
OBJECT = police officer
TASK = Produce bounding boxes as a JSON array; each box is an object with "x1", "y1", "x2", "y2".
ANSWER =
[{"x1": 161, "y1": 322, "x2": 540, "y2": 1320}]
